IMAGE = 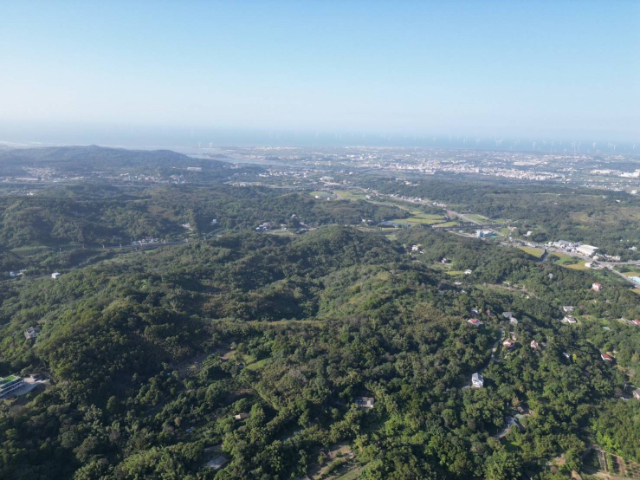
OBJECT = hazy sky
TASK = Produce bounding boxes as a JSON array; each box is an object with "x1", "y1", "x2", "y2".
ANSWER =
[{"x1": 1, "y1": 1, "x2": 639, "y2": 144}]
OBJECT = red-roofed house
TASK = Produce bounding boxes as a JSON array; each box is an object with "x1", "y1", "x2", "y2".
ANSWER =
[
  {"x1": 601, "y1": 353, "x2": 614, "y2": 362},
  {"x1": 592, "y1": 283, "x2": 603, "y2": 292},
  {"x1": 467, "y1": 318, "x2": 482, "y2": 326}
]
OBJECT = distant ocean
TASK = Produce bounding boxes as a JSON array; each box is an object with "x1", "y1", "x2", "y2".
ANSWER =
[{"x1": 0, "y1": 123, "x2": 637, "y2": 155}]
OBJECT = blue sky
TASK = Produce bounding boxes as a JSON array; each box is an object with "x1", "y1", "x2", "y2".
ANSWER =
[{"x1": 1, "y1": 1, "x2": 638, "y2": 144}]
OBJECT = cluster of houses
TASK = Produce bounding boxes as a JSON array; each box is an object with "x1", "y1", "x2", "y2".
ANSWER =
[
  {"x1": 132, "y1": 237, "x2": 160, "y2": 246},
  {"x1": 313, "y1": 192, "x2": 337, "y2": 200},
  {"x1": 255, "y1": 222, "x2": 273, "y2": 232},
  {"x1": 6, "y1": 269, "x2": 26, "y2": 278},
  {"x1": 410, "y1": 244, "x2": 424, "y2": 254}
]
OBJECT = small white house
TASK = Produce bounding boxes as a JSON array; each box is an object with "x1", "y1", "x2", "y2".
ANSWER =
[
  {"x1": 51, "y1": 272, "x2": 61, "y2": 279},
  {"x1": 472, "y1": 372, "x2": 484, "y2": 388},
  {"x1": 355, "y1": 396, "x2": 375, "y2": 409}
]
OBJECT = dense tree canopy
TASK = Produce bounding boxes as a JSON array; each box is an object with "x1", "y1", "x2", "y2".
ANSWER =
[{"x1": 1, "y1": 180, "x2": 639, "y2": 480}]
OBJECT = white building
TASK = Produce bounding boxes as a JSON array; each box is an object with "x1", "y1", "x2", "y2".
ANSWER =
[
  {"x1": 355, "y1": 396, "x2": 375, "y2": 409},
  {"x1": 51, "y1": 272, "x2": 61, "y2": 279},
  {"x1": 577, "y1": 244, "x2": 598, "y2": 257},
  {"x1": 472, "y1": 372, "x2": 484, "y2": 388},
  {"x1": 24, "y1": 327, "x2": 39, "y2": 340}
]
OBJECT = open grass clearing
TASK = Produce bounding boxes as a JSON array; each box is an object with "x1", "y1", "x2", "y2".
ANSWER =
[
  {"x1": 432, "y1": 221, "x2": 459, "y2": 228},
  {"x1": 309, "y1": 191, "x2": 331, "y2": 197},
  {"x1": 518, "y1": 246, "x2": 545, "y2": 258},
  {"x1": 267, "y1": 229, "x2": 296, "y2": 237},
  {"x1": 388, "y1": 213, "x2": 444, "y2": 225},
  {"x1": 245, "y1": 358, "x2": 271, "y2": 371},
  {"x1": 335, "y1": 466, "x2": 364, "y2": 479},
  {"x1": 464, "y1": 213, "x2": 490, "y2": 223},
  {"x1": 565, "y1": 260, "x2": 591, "y2": 271},
  {"x1": 551, "y1": 252, "x2": 580, "y2": 266}
]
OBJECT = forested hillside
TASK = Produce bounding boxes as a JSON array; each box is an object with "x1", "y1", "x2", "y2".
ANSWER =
[
  {"x1": 0, "y1": 184, "x2": 407, "y2": 251},
  {"x1": 0, "y1": 179, "x2": 639, "y2": 480},
  {"x1": 1, "y1": 217, "x2": 639, "y2": 479}
]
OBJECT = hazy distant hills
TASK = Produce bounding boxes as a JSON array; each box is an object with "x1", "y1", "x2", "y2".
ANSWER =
[{"x1": 0, "y1": 145, "x2": 227, "y2": 176}]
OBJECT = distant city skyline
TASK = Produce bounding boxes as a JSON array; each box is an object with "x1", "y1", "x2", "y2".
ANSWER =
[{"x1": 1, "y1": 2, "x2": 638, "y2": 145}]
